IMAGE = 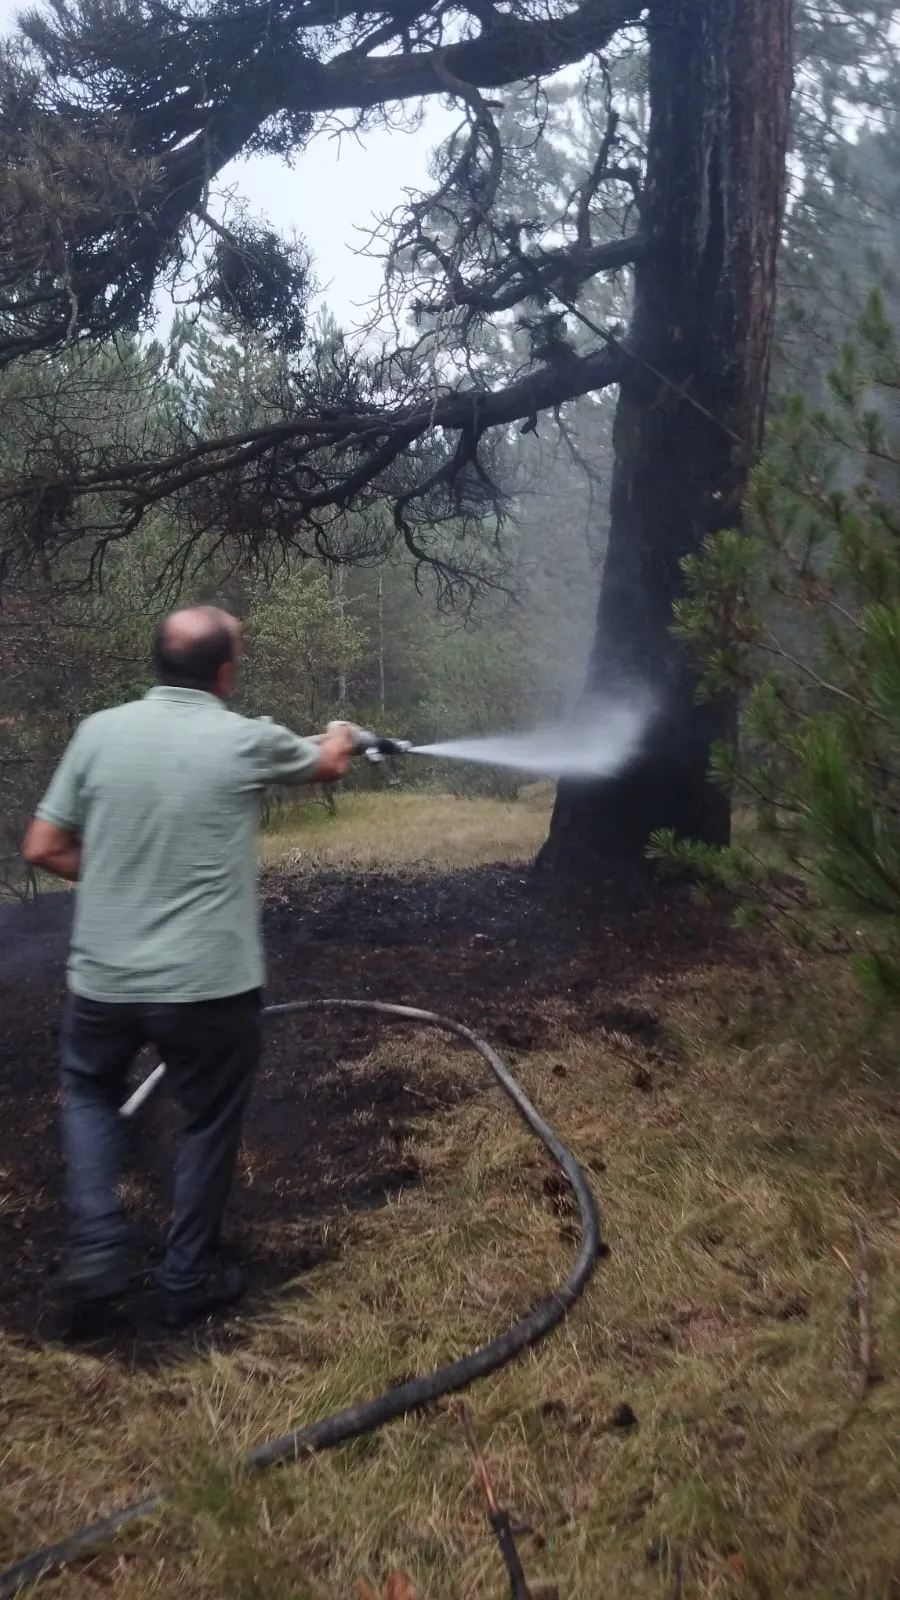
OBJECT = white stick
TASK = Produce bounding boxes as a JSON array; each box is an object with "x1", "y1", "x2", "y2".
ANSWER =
[{"x1": 120, "y1": 1062, "x2": 167, "y2": 1119}]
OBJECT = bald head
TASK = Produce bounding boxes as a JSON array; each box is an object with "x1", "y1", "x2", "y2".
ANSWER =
[{"x1": 152, "y1": 606, "x2": 242, "y2": 697}]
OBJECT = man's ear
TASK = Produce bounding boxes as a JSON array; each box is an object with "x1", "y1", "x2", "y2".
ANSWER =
[{"x1": 216, "y1": 659, "x2": 237, "y2": 698}]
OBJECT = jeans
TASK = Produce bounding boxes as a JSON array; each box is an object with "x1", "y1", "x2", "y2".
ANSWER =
[{"x1": 60, "y1": 991, "x2": 261, "y2": 1292}]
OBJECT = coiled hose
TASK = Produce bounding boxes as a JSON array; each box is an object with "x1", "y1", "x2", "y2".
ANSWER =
[{"x1": 0, "y1": 998, "x2": 603, "y2": 1598}]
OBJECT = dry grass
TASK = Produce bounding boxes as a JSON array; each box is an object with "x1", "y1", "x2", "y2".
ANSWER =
[
  {"x1": 258, "y1": 787, "x2": 553, "y2": 874},
  {"x1": 2, "y1": 798, "x2": 900, "y2": 1599}
]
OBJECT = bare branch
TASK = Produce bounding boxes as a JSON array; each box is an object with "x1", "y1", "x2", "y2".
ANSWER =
[
  {"x1": 1, "y1": 340, "x2": 624, "y2": 511},
  {"x1": 416, "y1": 232, "x2": 649, "y2": 317}
]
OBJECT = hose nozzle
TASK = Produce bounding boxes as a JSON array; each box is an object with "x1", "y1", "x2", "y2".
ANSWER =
[
  {"x1": 327, "y1": 722, "x2": 413, "y2": 764},
  {"x1": 363, "y1": 735, "x2": 413, "y2": 765}
]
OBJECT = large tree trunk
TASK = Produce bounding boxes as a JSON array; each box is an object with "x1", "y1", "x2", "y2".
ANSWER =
[{"x1": 539, "y1": 0, "x2": 793, "y2": 878}]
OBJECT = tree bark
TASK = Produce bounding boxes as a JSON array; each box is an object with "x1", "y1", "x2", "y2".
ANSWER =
[
  {"x1": 377, "y1": 570, "x2": 386, "y2": 716},
  {"x1": 539, "y1": 0, "x2": 793, "y2": 879},
  {"x1": 333, "y1": 564, "x2": 348, "y2": 705}
]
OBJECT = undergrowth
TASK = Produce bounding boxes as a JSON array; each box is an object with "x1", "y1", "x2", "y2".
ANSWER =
[
  {"x1": 1, "y1": 951, "x2": 898, "y2": 1598},
  {"x1": 259, "y1": 787, "x2": 553, "y2": 873},
  {"x1": 0, "y1": 797, "x2": 898, "y2": 1597}
]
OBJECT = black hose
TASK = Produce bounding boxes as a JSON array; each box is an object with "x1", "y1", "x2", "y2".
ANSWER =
[{"x1": 0, "y1": 999, "x2": 603, "y2": 1598}]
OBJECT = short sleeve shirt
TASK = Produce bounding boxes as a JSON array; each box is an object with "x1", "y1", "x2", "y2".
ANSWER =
[{"x1": 35, "y1": 687, "x2": 320, "y2": 1003}]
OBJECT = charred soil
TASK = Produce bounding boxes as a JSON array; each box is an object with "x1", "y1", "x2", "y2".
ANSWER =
[{"x1": 0, "y1": 865, "x2": 747, "y2": 1355}]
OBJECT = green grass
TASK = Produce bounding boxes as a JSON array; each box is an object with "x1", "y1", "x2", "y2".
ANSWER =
[
  {"x1": 1, "y1": 793, "x2": 898, "y2": 1599},
  {"x1": 259, "y1": 785, "x2": 554, "y2": 873}
]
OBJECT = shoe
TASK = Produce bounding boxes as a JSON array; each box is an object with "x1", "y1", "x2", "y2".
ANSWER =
[
  {"x1": 58, "y1": 1242, "x2": 133, "y2": 1304},
  {"x1": 157, "y1": 1261, "x2": 247, "y2": 1329}
]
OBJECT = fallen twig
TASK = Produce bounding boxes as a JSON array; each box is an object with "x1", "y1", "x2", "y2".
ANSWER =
[
  {"x1": 833, "y1": 1222, "x2": 876, "y2": 1401},
  {"x1": 459, "y1": 1402, "x2": 532, "y2": 1600}
]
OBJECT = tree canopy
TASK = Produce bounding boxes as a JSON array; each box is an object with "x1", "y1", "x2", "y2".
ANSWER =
[
  {"x1": 0, "y1": 0, "x2": 650, "y2": 582},
  {"x1": 0, "y1": 0, "x2": 886, "y2": 594}
]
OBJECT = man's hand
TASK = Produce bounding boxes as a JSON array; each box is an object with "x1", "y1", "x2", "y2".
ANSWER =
[
  {"x1": 22, "y1": 818, "x2": 82, "y2": 882},
  {"x1": 312, "y1": 721, "x2": 357, "y2": 783}
]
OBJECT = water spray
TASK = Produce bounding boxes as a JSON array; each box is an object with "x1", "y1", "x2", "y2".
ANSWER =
[{"x1": 334, "y1": 686, "x2": 657, "y2": 783}]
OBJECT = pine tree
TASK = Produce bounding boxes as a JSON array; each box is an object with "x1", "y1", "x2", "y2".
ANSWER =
[{"x1": 653, "y1": 290, "x2": 900, "y2": 998}]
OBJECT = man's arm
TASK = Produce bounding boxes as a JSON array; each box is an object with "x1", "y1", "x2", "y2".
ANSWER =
[
  {"x1": 253, "y1": 719, "x2": 356, "y2": 787},
  {"x1": 23, "y1": 722, "x2": 89, "y2": 881},
  {"x1": 22, "y1": 819, "x2": 82, "y2": 881}
]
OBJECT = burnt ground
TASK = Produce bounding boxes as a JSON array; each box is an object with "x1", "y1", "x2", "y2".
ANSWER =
[{"x1": 0, "y1": 866, "x2": 751, "y2": 1359}]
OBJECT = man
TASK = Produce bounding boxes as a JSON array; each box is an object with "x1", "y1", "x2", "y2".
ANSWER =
[{"x1": 22, "y1": 605, "x2": 356, "y2": 1328}]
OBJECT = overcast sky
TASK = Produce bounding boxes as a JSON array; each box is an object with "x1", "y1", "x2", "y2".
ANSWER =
[
  {"x1": 225, "y1": 111, "x2": 457, "y2": 328},
  {"x1": 0, "y1": 0, "x2": 458, "y2": 331}
]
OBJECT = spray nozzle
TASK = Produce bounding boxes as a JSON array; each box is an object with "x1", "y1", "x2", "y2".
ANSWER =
[
  {"x1": 362, "y1": 735, "x2": 413, "y2": 765},
  {"x1": 327, "y1": 722, "x2": 412, "y2": 764}
]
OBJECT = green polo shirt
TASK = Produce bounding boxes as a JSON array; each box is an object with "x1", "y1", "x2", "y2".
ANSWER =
[{"x1": 35, "y1": 687, "x2": 320, "y2": 1003}]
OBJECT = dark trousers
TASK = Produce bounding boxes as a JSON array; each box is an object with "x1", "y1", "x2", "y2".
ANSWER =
[{"x1": 60, "y1": 991, "x2": 262, "y2": 1292}]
